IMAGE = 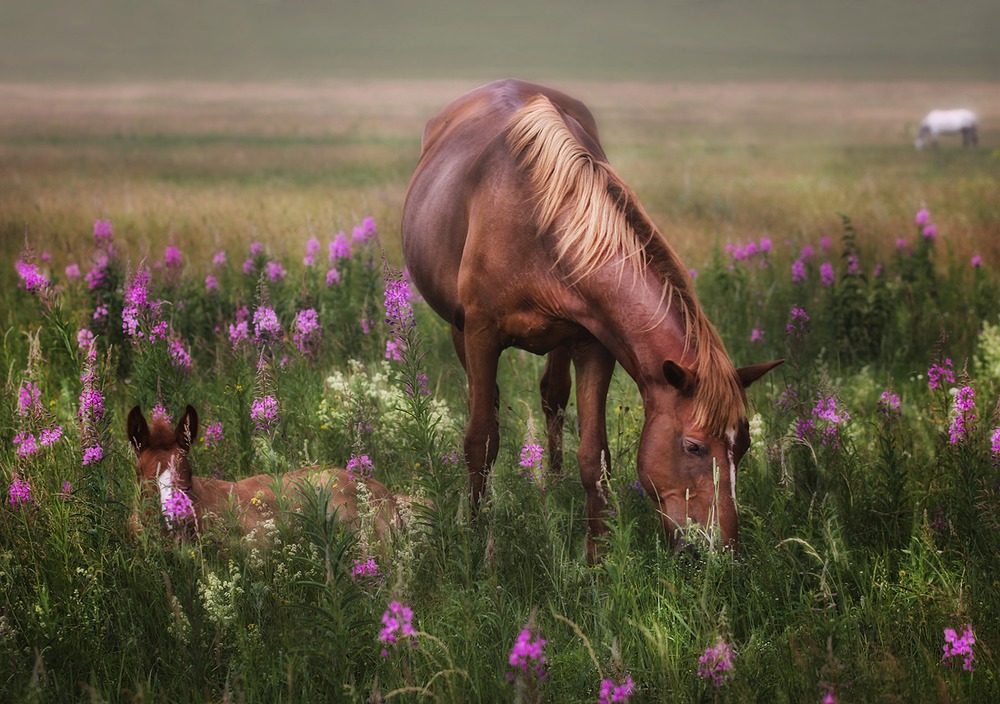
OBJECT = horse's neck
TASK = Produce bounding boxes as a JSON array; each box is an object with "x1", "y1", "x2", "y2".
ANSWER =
[{"x1": 575, "y1": 264, "x2": 697, "y2": 386}]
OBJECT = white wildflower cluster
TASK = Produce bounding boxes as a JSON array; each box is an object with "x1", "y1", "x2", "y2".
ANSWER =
[
  {"x1": 197, "y1": 560, "x2": 244, "y2": 628},
  {"x1": 748, "y1": 412, "x2": 765, "y2": 459},
  {"x1": 318, "y1": 359, "x2": 457, "y2": 446},
  {"x1": 387, "y1": 492, "x2": 432, "y2": 593}
]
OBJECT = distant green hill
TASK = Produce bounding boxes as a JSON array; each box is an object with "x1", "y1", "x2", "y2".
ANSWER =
[{"x1": 2, "y1": 0, "x2": 998, "y2": 82}]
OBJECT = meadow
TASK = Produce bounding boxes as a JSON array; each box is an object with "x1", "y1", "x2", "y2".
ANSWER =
[{"x1": 2, "y1": 80, "x2": 1000, "y2": 702}]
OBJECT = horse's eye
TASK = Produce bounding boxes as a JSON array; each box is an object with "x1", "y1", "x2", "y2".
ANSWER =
[{"x1": 684, "y1": 439, "x2": 707, "y2": 456}]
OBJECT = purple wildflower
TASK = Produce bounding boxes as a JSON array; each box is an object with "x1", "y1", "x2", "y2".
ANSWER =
[
  {"x1": 362, "y1": 216, "x2": 378, "y2": 240},
  {"x1": 971, "y1": 255, "x2": 982, "y2": 268},
  {"x1": 520, "y1": 443, "x2": 544, "y2": 470},
  {"x1": 791, "y1": 259, "x2": 806, "y2": 284},
  {"x1": 915, "y1": 208, "x2": 930, "y2": 225},
  {"x1": 846, "y1": 254, "x2": 860, "y2": 276},
  {"x1": 991, "y1": 427, "x2": 1000, "y2": 461},
  {"x1": 346, "y1": 454, "x2": 374, "y2": 481},
  {"x1": 205, "y1": 274, "x2": 218, "y2": 292},
  {"x1": 379, "y1": 601, "x2": 417, "y2": 656},
  {"x1": 385, "y1": 338, "x2": 406, "y2": 361},
  {"x1": 948, "y1": 386, "x2": 976, "y2": 444},
  {"x1": 820, "y1": 262, "x2": 835, "y2": 287},
  {"x1": 93, "y1": 219, "x2": 113, "y2": 247},
  {"x1": 14, "y1": 431, "x2": 39, "y2": 458},
  {"x1": 8, "y1": 478, "x2": 33, "y2": 508},
  {"x1": 15, "y1": 259, "x2": 50, "y2": 293},
  {"x1": 750, "y1": 328, "x2": 765, "y2": 344},
  {"x1": 688, "y1": 268, "x2": 698, "y2": 278},
  {"x1": 250, "y1": 242, "x2": 263, "y2": 257},
  {"x1": 507, "y1": 627, "x2": 547, "y2": 680},
  {"x1": 786, "y1": 306, "x2": 810, "y2": 338},
  {"x1": 203, "y1": 421, "x2": 224, "y2": 449},
  {"x1": 352, "y1": 557, "x2": 381, "y2": 579},
  {"x1": 813, "y1": 396, "x2": 850, "y2": 447},
  {"x1": 697, "y1": 638, "x2": 735, "y2": 687},
  {"x1": 39, "y1": 426, "x2": 63, "y2": 446},
  {"x1": 242, "y1": 258, "x2": 256, "y2": 275},
  {"x1": 162, "y1": 489, "x2": 195, "y2": 527},
  {"x1": 927, "y1": 358, "x2": 955, "y2": 390},
  {"x1": 360, "y1": 318, "x2": 372, "y2": 335},
  {"x1": 599, "y1": 677, "x2": 635, "y2": 704},
  {"x1": 213, "y1": 250, "x2": 227, "y2": 267},
  {"x1": 228, "y1": 320, "x2": 250, "y2": 349},
  {"x1": 252, "y1": 306, "x2": 283, "y2": 344},
  {"x1": 18, "y1": 381, "x2": 42, "y2": 418},
  {"x1": 151, "y1": 404, "x2": 172, "y2": 423},
  {"x1": 800, "y1": 245, "x2": 815, "y2": 260},
  {"x1": 164, "y1": 245, "x2": 182, "y2": 268},
  {"x1": 303, "y1": 236, "x2": 320, "y2": 267},
  {"x1": 250, "y1": 395, "x2": 279, "y2": 430},
  {"x1": 384, "y1": 277, "x2": 414, "y2": 330},
  {"x1": 820, "y1": 235, "x2": 831, "y2": 251},
  {"x1": 922, "y1": 224, "x2": 937, "y2": 240},
  {"x1": 65, "y1": 263, "x2": 81, "y2": 279},
  {"x1": 877, "y1": 390, "x2": 901, "y2": 417},
  {"x1": 329, "y1": 232, "x2": 351, "y2": 261},
  {"x1": 82, "y1": 445, "x2": 103, "y2": 465},
  {"x1": 292, "y1": 308, "x2": 321, "y2": 354},
  {"x1": 169, "y1": 338, "x2": 193, "y2": 371},
  {"x1": 942, "y1": 624, "x2": 975, "y2": 671},
  {"x1": 325, "y1": 268, "x2": 341, "y2": 287},
  {"x1": 264, "y1": 260, "x2": 285, "y2": 283}
]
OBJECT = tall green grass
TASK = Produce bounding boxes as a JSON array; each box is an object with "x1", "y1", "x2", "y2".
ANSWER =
[{"x1": 2, "y1": 199, "x2": 997, "y2": 702}]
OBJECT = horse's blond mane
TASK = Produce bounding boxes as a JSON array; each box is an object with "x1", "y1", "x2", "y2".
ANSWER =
[{"x1": 505, "y1": 95, "x2": 745, "y2": 435}]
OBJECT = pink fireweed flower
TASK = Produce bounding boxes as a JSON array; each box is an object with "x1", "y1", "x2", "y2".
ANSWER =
[
  {"x1": 203, "y1": 421, "x2": 224, "y2": 449},
  {"x1": 697, "y1": 638, "x2": 735, "y2": 687},
  {"x1": 250, "y1": 395, "x2": 279, "y2": 430},
  {"x1": 122, "y1": 267, "x2": 162, "y2": 340},
  {"x1": 915, "y1": 208, "x2": 930, "y2": 225},
  {"x1": 82, "y1": 445, "x2": 103, "y2": 465},
  {"x1": 169, "y1": 338, "x2": 193, "y2": 371},
  {"x1": 151, "y1": 403, "x2": 172, "y2": 423},
  {"x1": 927, "y1": 358, "x2": 955, "y2": 390},
  {"x1": 65, "y1": 263, "x2": 81, "y2": 279},
  {"x1": 212, "y1": 250, "x2": 227, "y2": 267},
  {"x1": 750, "y1": 327, "x2": 764, "y2": 343},
  {"x1": 15, "y1": 258, "x2": 50, "y2": 293},
  {"x1": 329, "y1": 232, "x2": 351, "y2": 261},
  {"x1": 92, "y1": 305, "x2": 108, "y2": 321},
  {"x1": 791, "y1": 259, "x2": 806, "y2": 284},
  {"x1": 303, "y1": 236, "x2": 320, "y2": 267},
  {"x1": 346, "y1": 454, "x2": 374, "y2": 481},
  {"x1": 991, "y1": 427, "x2": 1000, "y2": 461},
  {"x1": 242, "y1": 258, "x2": 256, "y2": 275},
  {"x1": 292, "y1": 308, "x2": 321, "y2": 354},
  {"x1": 878, "y1": 390, "x2": 901, "y2": 417},
  {"x1": 228, "y1": 320, "x2": 250, "y2": 349},
  {"x1": 971, "y1": 254, "x2": 982, "y2": 267},
  {"x1": 252, "y1": 306, "x2": 283, "y2": 344},
  {"x1": 383, "y1": 277, "x2": 414, "y2": 330},
  {"x1": 14, "y1": 431, "x2": 39, "y2": 458},
  {"x1": 519, "y1": 443, "x2": 544, "y2": 470},
  {"x1": 93, "y1": 219, "x2": 113, "y2": 247},
  {"x1": 508, "y1": 627, "x2": 547, "y2": 680},
  {"x1": 786, "y1": 306, "x2": 810, "y2": 338},
  {"x1": 846, "y1": 253, "x2": 860, "y2": 276},
  {"x1": 812, "y1": 396, "x2": 850, "y2": 448},
  {"x1": 360, "y1": 318, "x2": 372, "y2": 335},
  {"x1": 385, "y1": 338, "x2": 405, "y2": 361},
  {"x1": 942, "y1": 624, "x2": 975, "y2": 671},
  {"x1": 799, "y1": 245, "x2": 815, "y2": 260},
  {"x1": 895, "y1": 237, "x2": 910, "y2": 254},
  {"x1": 264, "y1": 260, "x2": 285, "y2": 283},
  {"x1": 249, "y1": 242, "x2": 263, "y2": 257},
  {"x1": 820, "y1": 683, "x2": 837, "y2": 704},
  {"x1": 820, "y1": 235, "x2": 831, "y2": 251},
  {"x1": 164, "y1": 245, "x2": 182, "y2": 268},
  {"x1": 379, "y1": 601, "x2": 417, "y2": 656},
  {"x1": 325, "y1": 268, "x2": 341, "y2": 287},
  {"x1": 352, "y1": 557, "x2": 381, "y2": 579},
  {"x1": 599, "y1": 676, "x2": 635, "y2": 704},
  {"x1": 820, "y1": 262, "x2": 835, "y2": 287},
  {"x1": 205, "y1": 274, "x2": 218, "y2": 292},
  {"x1": 362, "y1": 216, "x2": 378, "y2": 240},
  {"x1": 759, "y1": 236, "x2": 772, "y2": 252},
  {"x1": 948, "y1": 386, "x2": 976, "y2": 445},
  {"x1": 39, "y1": 426, "x2": 63, "y2": 446},
  {"x1": 922, "y1": 223, "x2": 937, "y2": 240},
  {"x1": 162, "y1": 489, "x2": 195, "y2": 527},
  {"x1": 8, "y1": 478, "x2": 33, "y2": 508},
  {"x1": 688, "y1": 268, "x2": 698, "y2": 278},
  {"x1": 18, "y1": 381, "x2": 42, "y2": 418}
]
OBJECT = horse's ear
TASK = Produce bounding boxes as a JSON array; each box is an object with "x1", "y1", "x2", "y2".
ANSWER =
[
  {"x1": 127, "y1": 406, "x2": 149, "y2": 454},
  {"x1": 175, "y1": 405, "x2": 199, "y2": 452},
  {"x1": 662, "y1": 360, "x2": 696, "y2": 395},
  {"x1": 737, "y1": 359, "x2": 784, "y2": 388}
]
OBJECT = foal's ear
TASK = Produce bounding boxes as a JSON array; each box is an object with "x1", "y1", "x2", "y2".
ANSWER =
[
  {"x1": 175, "y1": 405, "x2": 199, "y2": 451},
  {"x1": 127, "y1": 406, "x2": 149, "y2": 454},
  {"x1": 662, "y1": 360, "x2": 696, "y2": 396},
  {"x1": 737, "y1": 359, "x2": 784, "y2": 388}
]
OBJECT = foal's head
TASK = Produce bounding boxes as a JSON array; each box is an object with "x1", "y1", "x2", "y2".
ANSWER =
[{"x1": 127, "y1": 405, "x2": 199, "y2": 532}]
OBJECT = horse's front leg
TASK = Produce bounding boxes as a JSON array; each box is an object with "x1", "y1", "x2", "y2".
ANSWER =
[
  {"x1": 572, "y1": 342, "x2": 616, "y2": 563},
  {"x1": 540, "y1": 347, "x2": 572, "y2": 474},
  {"x1": 461, "y1": 320, "x2": 503, "y2": 509}
]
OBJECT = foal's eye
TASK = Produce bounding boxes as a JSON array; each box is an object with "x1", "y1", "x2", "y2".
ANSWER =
[{"x1": 683, "y1": 439, "x2": 707, "y2": 456}]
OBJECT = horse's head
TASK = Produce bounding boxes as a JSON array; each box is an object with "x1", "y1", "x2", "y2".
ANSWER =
[
  {"x1": 915, "y1": 125, "x2": 931, "y2": 150},
  {"x1": 637, "y1": 359, "x2": 782, "y2": 553},
  {"x1": 127, "y1": 405, "x2": 199, "y2": 534}
]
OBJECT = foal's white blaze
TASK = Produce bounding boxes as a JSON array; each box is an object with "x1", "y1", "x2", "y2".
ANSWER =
[
  {"x1": 726, "y1": 428, "x2": 737, "y2": 507},
  {"x1": 157, "y1": 461, "x2": 176, "y2": 519}
]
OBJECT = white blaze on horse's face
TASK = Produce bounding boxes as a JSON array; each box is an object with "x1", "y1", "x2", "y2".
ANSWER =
[
  {"x1": 157, "y1": 458, "x2": 177, "y2": 520},
  {"x1": 726, "y1": 427, "x2": 738, "y2": 507}
]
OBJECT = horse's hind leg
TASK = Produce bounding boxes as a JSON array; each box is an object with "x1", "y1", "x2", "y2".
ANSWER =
[{"x1": 540, "y1": 347, "x2": 572, "y2": 474}]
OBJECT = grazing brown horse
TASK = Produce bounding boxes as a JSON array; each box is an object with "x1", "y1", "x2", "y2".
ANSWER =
[
  {"x1": 127, "y1": 405, "x2": 404, "y2": 540},
  {"x1": 401, "y1": 79, "x2": 781, "y2": 558}
]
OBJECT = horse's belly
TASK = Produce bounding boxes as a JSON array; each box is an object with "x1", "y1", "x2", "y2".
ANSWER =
[{"x1": 501, "y1": 311, "x2": 587, "y2": 355}]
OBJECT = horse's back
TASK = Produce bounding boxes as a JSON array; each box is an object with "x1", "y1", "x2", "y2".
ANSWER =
[
  {"x1": 923, "y1": 109, "x2": 977, "y2": 131},
  {"x1": 402, "y1": 79, "x2": 602, "y2": 324}
]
